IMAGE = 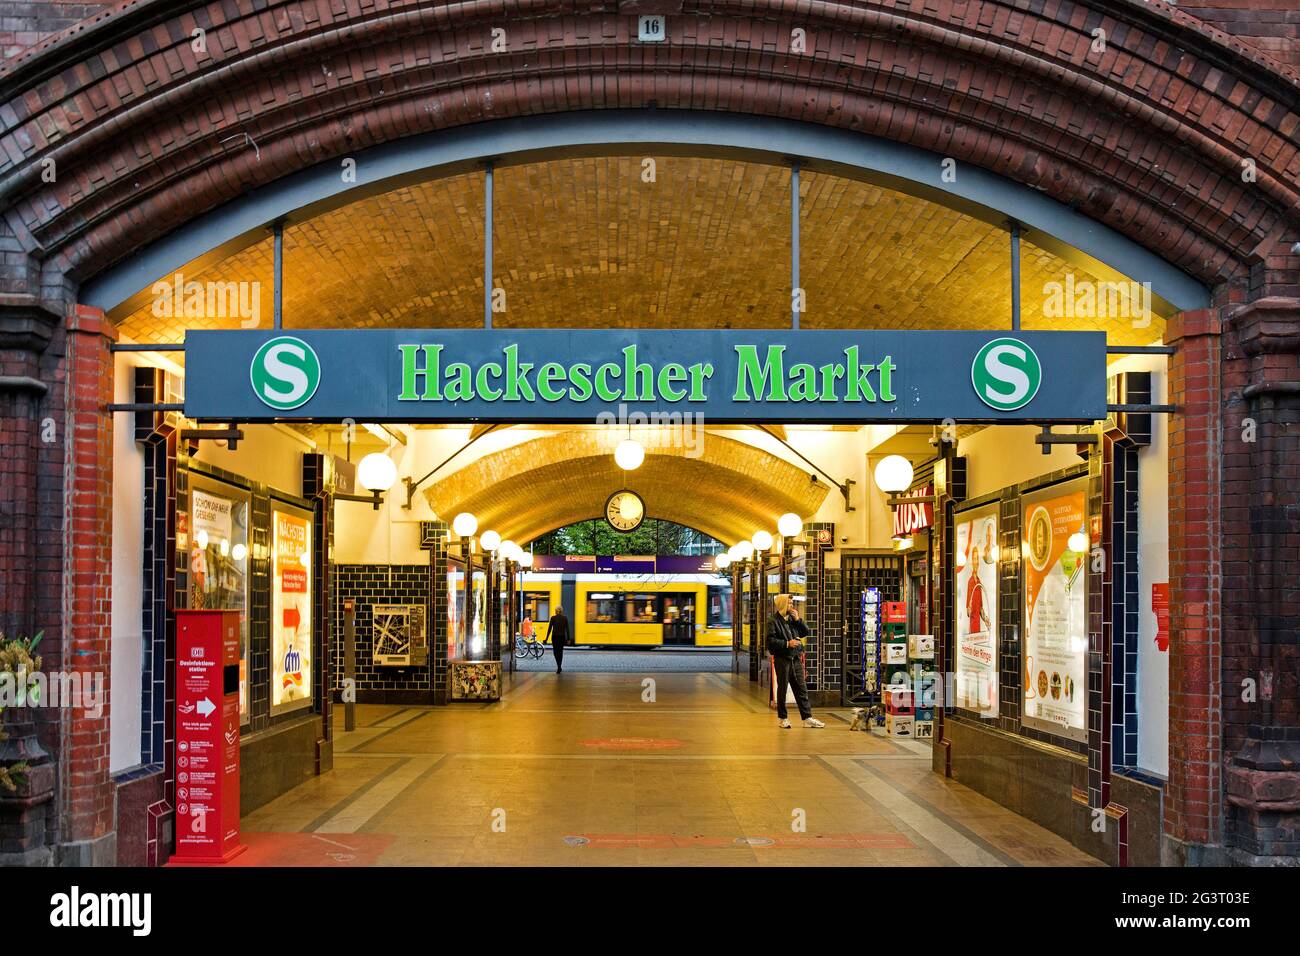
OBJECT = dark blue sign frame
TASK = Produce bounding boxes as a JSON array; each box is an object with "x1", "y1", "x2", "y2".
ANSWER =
[{"x1": 185, "y1": 328, "x2": 1107, "y2": 424}]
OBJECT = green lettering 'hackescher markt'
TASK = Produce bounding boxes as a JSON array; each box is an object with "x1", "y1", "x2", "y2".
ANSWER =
[{"x1": 395, "y1": 343, "x2": 898, "y2": 404}]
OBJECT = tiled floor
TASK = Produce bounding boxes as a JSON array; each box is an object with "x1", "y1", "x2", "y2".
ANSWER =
[
  {"x1": 515, "y1": 647, "x2": 731, "y2": 671},
  {"x1": 241, "y1": 671, "x2": 1104, "y2": 866}
]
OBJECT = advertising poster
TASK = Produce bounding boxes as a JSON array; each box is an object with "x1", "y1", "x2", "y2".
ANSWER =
[
  {"x1": 188, "y1": 482, "x2": 250, "y2": 723},
  {"x1": 954, "y1": 504, "x2": 999, "y2": 716},
  {"x1": 271, "y1": 506, "x2": 313, "y2": 714},
  {"x1": 447, "y1": 564, "x2": 464, "y2": 660},
  {"x1": 1021, "y1": 480, "x2": 1088, "y2": 740}
]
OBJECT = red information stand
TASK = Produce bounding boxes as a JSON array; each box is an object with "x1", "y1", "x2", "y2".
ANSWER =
[{"x1": 172, "y1": 609, "x2": 245, "y2": 864}]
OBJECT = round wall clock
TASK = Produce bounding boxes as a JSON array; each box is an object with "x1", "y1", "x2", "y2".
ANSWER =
[{"x1": 604, "y1": 490, "x2": 646, "y2": 532}]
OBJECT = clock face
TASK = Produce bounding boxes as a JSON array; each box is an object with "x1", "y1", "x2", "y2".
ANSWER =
[{"x1": 605, "y1": 491, "x2": 645, "y2": 532}]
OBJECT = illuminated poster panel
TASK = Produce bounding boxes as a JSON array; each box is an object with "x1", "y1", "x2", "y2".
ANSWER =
[
  {"x1": 187, "y1": 478, "x2": 250, "y2": 724},
  {"x1": 954, "y1": 503, "x2": 999, "y2": 717},
  {"x1": 447, "y1": 562, "x2": 464, "y2": 661},
  {"x1": 271, "y1": 504, "x2": 313, "y2": 715},
  {"x1": 1021, "y1": 479, "x2": 1089, "y2": 741}
]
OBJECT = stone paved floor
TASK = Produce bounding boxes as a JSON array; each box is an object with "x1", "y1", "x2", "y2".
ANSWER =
[
  {"x1": 514, "y1": 647, "x2": 731, "y2": 671},
  {"x1": 240, "y1": 671, "x2": 1103, "y2": 867}
]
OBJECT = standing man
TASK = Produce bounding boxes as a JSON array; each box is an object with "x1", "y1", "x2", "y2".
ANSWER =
[
  {"x1": 547, "y1": 605, "x2": 570, "y2": 674},
  {"x1": 767, "y1": 594, "x2": 824, "y2": 728}
]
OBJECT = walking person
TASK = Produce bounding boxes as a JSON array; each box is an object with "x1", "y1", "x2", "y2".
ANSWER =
[
  {"x1": 767, "y1": 594, "x2": 824, "y2": 728},
  {"x1": 546, "y1": 605, "x2": 570, "y2": 674}
]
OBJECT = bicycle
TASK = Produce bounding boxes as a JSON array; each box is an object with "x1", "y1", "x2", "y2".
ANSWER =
[{"x1": 514, "y1": 634, "x2": 547, "y2": 660}]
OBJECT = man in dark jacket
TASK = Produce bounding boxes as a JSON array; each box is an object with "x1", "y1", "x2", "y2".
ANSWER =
[
  {"x1": 546, "y1": 605, "x2": 570, "y2": 673},
  {"x1": 766, "y1": 594, "x2": 824, "y2": 728}
]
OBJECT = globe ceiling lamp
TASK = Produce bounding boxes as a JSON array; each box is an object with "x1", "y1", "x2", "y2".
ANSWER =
[
  {"x1": 777, "y1": 513, "x2": 803, "y2": 538},
  {"x1": 614, "y1": 438, "x2": 645, "y2": 471},
  {"x1": 874, "y1": 454, "x2": 936, "y2": 510},
  {"x1": 873, "y1": 455, "x2": 914, "y2": 494},
  {"x1": 335, "y1": 452, "x2": 399, "y2": 509}
]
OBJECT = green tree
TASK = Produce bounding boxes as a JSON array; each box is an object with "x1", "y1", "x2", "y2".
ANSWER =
[{"x1": 531, "y1": 519, "x2": 720, "y2": 556}]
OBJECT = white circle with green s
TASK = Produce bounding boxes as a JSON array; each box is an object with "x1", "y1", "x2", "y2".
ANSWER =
[
  {"x1": 970, "y1": 337, "x2": 1042, "y2": 411},
  {"x1": 250, "y1": 336, "x2": 321, "y2": 410}
]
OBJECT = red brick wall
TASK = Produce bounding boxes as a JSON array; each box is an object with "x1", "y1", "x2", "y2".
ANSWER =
[
  {"x1": 60, "y1": 304, "x2": 116, "y2": 849},
  {"x1": 1180, "y1": 2, "x2": 1300, "y2": 68},
  {"x1": 0, "y1": 2, "x2": 113, "y2": 61},
  {"x1": 4, "y1": 3, "x2": 1297, "y2": 69},
  {"x1": 1164, "y1": 308, "x2": 1224, "y2": 855}
]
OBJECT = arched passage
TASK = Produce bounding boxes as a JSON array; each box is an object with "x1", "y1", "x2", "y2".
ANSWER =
[
  {"x1": 1, "y1": 0, "x2": 1297, "y2": 871},
  {"x1": 424, "y1": 429, "x2": 830, "y2": 546}
]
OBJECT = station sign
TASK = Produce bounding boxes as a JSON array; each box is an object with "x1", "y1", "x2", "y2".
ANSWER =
[{"x1": 185, "y1": 328, "x2": 1107, "y2": 424}]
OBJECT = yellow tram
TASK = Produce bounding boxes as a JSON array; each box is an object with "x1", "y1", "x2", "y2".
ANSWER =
[{"x1": 517, "y1": 573, "x2": 733, "y2": 647}]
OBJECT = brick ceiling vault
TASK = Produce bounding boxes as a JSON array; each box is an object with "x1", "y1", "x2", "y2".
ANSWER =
[
  {"x1": 423, "y1": 431, "x2": 831, "y2": 546},
  {"x1": 1, "y1": 0, "x2": 1297, "y2": 309},
  {"x1": 110, "y1": 156, "x2": 1170, "y2": 346}
]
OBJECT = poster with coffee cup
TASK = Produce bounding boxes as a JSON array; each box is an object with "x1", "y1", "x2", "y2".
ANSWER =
[{"x1": 1021, "y1": 479, "x2": 1088, "y2": 740}]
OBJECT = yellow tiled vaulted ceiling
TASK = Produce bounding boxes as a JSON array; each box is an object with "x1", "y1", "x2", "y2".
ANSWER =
[{"x1": 113, "y1": 156, "x2": 1164, "y2": 345}]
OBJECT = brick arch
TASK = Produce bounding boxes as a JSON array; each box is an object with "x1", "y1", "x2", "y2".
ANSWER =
[
  {"x1": 423, "y1": 430, "x2": 831, "y2": 546},
  {"x1": 1, "y1": 0, "x2": 1298, "y2": 302}
]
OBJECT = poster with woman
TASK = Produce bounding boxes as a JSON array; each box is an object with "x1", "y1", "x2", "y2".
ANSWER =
[
  {"x1": 271, "y1": 505, "x2": 313, "y2": 714},
  {"x1": 188, "y1": 480, "x2": 250, "y2": 723},
  {"x1": 954, "y1": 504, "x2": 999, "y2": 716},
  {"x1": 1021, "y1": 479, "x2": 1088, "y2": 740}
]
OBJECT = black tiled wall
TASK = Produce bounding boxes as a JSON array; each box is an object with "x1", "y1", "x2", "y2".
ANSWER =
[{"x1": 331, "y1": 564, "x2": 432, "y2": 694}]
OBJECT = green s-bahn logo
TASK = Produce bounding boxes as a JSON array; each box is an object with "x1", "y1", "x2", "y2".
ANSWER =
[
  {"x1": 250, "y1": 336, "x2": 321, "y2": 410},
  {"x1": 971, "y1": 337, "x2": 1042, "y2": 412}
]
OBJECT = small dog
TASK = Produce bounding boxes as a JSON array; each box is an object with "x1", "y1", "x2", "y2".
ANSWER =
[{"x1": 849, "y1": 705, "x2": 885, "y2": 731}]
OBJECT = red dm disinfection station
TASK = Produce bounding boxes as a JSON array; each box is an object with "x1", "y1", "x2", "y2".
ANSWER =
[{"x1": 172, "y1": 610, "x2": 246, "y2": 864}]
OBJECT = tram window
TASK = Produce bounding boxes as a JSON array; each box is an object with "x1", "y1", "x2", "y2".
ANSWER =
[
  {"x1": 521, "y1": 591, "x2": 550, "y2": 623},
  {"x1": 586, "y1": 593, "x2": 619, "y2": 623},
  {"x1": 661, "y1": 593, "x2": 695, "y2": 624},
  {"x1": 622, "y1": 594, "x2": 659, "y2": 623},
  {"x1": 707, "y1": 585, "x2": 733, "y2": 627}
]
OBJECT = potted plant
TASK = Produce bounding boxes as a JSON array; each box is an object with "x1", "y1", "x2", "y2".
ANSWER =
[{"x1": 0, "y1": 630, "x2": 45, "y2": 792}]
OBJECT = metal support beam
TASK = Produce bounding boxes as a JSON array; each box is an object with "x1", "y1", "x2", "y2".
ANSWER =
[
  {"x1": 273, "y1": 219, "x2": 284, "y2": 329},
  {"x1": 110, "y1": 343, "x2": 185, "y2": 352},
  {"x1": 107, "y1": 402, "x2": 184, "y2": 413},
  {"x1": 791, "y1": 162, "x2": 801, "y2": 330},
  {"x1": 1106, "y1": 345, "x2": 1176, "y2": 355},
  {"x1": 751, "y1": 423, "x2": 854, "y2": 511},
  {"x1": 403, "y1": 422, "x2": 502, "y2": 509},
  {"x1": 1034, "y1": 425, "x2": 1099, "y2": 456},
  {"x1": 181, "y1": 426, "x2": 245, "y2": 451},
  {"x1": 1010, "y1": 220, "x2": 1022, "y2": 331},
  {"x1": 1107, "y1": 403, "x2": 1176, "y2": 413},
  {"x1": 484, "y1": 163, "x2": 494, "y2": 330}
]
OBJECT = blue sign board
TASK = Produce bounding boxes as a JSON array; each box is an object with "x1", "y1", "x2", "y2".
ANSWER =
[
  {"x1": 526, "y1": 554, "x2": 718, "y2": 574},
  {"x1": 185, "y1": 328, "x2": 1107, "y2": 423}
]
